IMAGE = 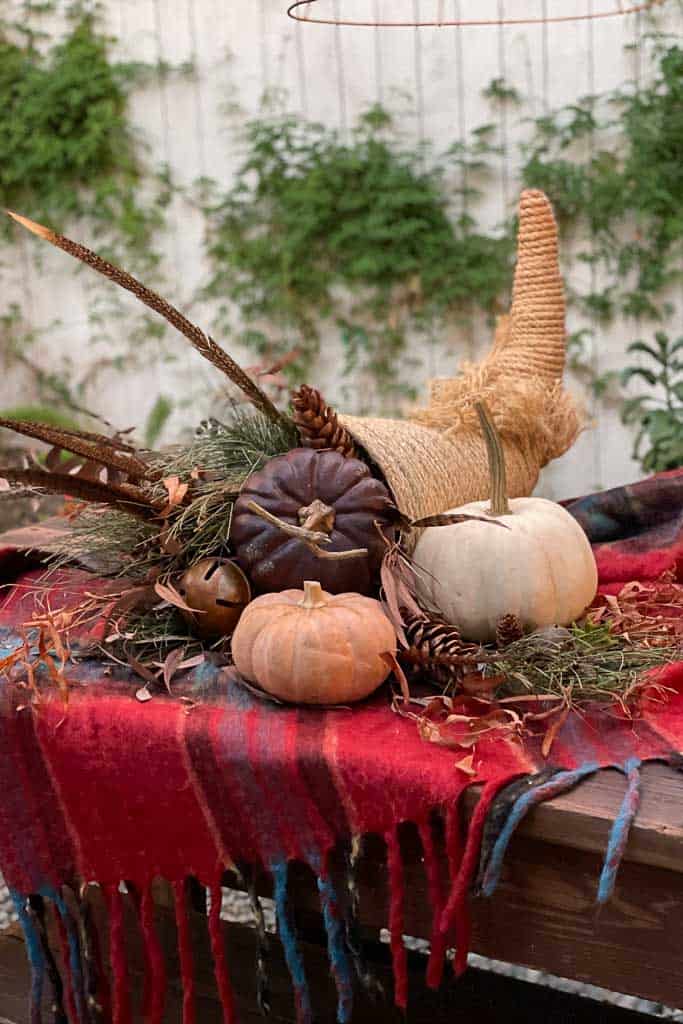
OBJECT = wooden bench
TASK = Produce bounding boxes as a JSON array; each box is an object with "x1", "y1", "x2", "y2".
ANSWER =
[{"x1": 2, "y1": 762, "x2": 682, "y2": 1021}]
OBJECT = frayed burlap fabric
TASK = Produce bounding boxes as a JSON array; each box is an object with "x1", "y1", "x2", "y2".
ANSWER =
[{"x1": 341, "y1": 189, "x2": 582, "y2": 521}]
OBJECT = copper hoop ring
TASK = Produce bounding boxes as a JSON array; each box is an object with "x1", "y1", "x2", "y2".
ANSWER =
[{"x1": 287, "y1": 0, "x2": 662, "y2": 26}]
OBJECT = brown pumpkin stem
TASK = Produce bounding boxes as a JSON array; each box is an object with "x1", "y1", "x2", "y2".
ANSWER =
[
  {"x1": 246, "y1": 500, "x2": 332, "y2": 546},
  {"x1": 298, "y1": 499, "x2": 336, "y2": 534},
  {"x1": 474, "y1": 401, "x2": 511, "y2": 517},
  {"x1": 246, "y1": 500, "x2": 368, "y2": 562},
  {"x1": 300, "y1": 580, "x2": 327, "y2": 609}
]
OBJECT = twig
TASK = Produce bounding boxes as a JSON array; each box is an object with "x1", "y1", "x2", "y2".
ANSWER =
[{"x1": 247, "y1": 499, "x2": 369, "y2": 561}]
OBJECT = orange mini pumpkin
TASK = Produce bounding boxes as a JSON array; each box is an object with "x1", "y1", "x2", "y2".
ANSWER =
[{"x1": 231, "y1": 580, "x2": 396, "y2": 705}]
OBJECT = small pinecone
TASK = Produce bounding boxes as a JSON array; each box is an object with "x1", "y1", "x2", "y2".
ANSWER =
[
  {"x1": 496, "y1": 613, "x2": 524, "y2": 648},
  {"x1": 291, "y1": 385, "x2": 357, "y2": 458}
]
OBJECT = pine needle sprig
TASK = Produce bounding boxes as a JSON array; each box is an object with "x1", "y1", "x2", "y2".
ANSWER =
[
  {"x1": 48, "y1": 508, "x2": 158, "y2": 576},
  {"x1": 489, "y1": 622, "x2": 682, "y2": 707},
  {"x1": 47, "y1": 409, "x2": 296, "y2": 580},
  {"x1": 149, "y1": 408, "x2": 297, "y2": 481},
  {"x1": 7, "y1": 211, "x2": 292, "y2": 430}
]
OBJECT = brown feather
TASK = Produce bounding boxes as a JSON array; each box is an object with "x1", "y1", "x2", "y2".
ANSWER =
[
  {"x1": 0, "y1": 468, "x2": 160, "y2": 520},
  {"x1": 7, "y1": 211, "x2": 290, "y2": 429},
  {"x1": 0, "y1": 418, "x2": 153, "y2": 481}
]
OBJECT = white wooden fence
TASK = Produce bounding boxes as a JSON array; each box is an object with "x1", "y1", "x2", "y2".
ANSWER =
[{"x1": 3, "y1": 0, "x2": 682, "y2": 500}]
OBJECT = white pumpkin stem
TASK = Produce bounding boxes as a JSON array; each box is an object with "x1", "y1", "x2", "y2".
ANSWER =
[
  {"x1": 300, "y1": 580, "x2": 327, "y2": 609},
  {"x1": 475, "y1": 401, "x2": 511, "y2": 517}
]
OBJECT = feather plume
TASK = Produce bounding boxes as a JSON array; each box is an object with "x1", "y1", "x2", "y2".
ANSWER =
[
  {"x1": 7, "y1": 211, "x2": 291, "y2": 428},
  {"x1": 0, "y1": 418, "x2": 153, "y2": 481},
  {"x1": 0, "y1": 468, "x2": 160, "y2": 520}
]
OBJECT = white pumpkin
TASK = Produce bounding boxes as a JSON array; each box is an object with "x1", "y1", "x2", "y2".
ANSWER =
[{"x1": 413, "y1": 404, "x2": 597, "y2": 643}]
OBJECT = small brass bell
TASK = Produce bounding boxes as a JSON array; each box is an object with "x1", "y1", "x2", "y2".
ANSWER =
[{"x1": 177, "y1": 558, "x2": 251, "y2": 640}]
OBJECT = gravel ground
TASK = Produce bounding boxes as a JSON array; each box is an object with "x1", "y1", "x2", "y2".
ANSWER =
[
  {"x1": 1, "y1": 876, "x2": 681, "y2": 1020},
  {"x1": 0, "y1": 878, "x2": 17, "y2": 931}
]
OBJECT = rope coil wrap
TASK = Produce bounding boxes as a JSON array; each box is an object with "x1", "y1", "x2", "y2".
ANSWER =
[{"x1": 341, "y1": 190, "x2": 582, "y2": 523}]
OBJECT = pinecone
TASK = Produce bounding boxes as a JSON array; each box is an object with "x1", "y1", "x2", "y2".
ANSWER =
[
  {"x1": 404, "y1": 613, "x2": 479, "y2": 688},
  {"x1": 405, "y1": 613, "x2": 464, "y2": 662},
  {"x1": 291, "y1": 385, "x2": 357, "y2": 458},
  {"x1": 496, "y1": 613, "x2": 524, "y2": 648}
]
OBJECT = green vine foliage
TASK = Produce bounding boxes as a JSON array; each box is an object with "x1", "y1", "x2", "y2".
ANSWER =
[
  {"x1": 0, "y1": 9, "x2": 163, "y2": 263},
  {"x1": 518, "y1": 38, "x2": 683, "y2": 469},
  {"x1": 521, "y1": 41, "x2": 683, "y2": 322},
  {"x1": 203, "y1": 105, "x2": 513, "y2": 404},
  {"x1": 621, "y1": 332, "x2": 683, "y2": 472},
  {"x1": 0, "y1": 6, "x2": 172, "y2": 441}
]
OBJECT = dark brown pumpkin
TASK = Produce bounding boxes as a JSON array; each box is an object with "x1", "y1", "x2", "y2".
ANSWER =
[{"x1": 230, "y1": 448, "x2": 395, "y2": 594}]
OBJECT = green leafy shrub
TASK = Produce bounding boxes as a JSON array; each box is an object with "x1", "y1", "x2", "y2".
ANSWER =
[
  {"x1": 204, "y1": 106, "x2": 513, "y2": 399},
  {"x1": 621, "y1": 331, "x2": 683, "y2": 472},
  {"x1": 0, "y1": 12, "x2": 161, "y2": 259},
  {"x1": 0, "y1": 9, "x2": 171, "y2": 441},
  {"x1": 521, "y1": 43, "x2": 683, "y2": 322}
]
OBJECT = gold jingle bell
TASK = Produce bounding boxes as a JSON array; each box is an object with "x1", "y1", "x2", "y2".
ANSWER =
[{"x1": 178, "y1": 558, "x2": 251, "y2": 640}]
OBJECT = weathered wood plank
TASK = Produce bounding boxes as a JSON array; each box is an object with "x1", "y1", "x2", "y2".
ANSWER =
[{"x1": 466, "y1": 762, "x2": 683, "y2": 874}]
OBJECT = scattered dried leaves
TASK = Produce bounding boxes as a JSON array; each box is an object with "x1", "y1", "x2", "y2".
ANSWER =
[{"x1": 588, "y1": 571, "x2": 683, "y2": 644}]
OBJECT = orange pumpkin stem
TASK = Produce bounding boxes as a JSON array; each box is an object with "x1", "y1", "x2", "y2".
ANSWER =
[
  {"x1": 300, "y1": 580, "x2": 327, "y2": 609},
  {"x1": 475, "y1": 401, "x2": 511, "y2": 517}
]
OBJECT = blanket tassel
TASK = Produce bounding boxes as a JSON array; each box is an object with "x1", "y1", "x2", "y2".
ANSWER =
[
  {"x1": 53, "y1": 899, "x2": 81, "y2": 1024},
  {"x1": 106, "y1": 886, "x2": 132, "y2": 1024},
  {"x1": 317, "y1": 854, "x2": 354, "y2": 1024},
  {"x1": 597, "y1": 758, "x2": 642, "y2": 905},
  {"x1": 28, "y1": 894, "x2": 68, "y2": 1024},
  {"x1": 173, "y1": 880, "x2": 196, "y2": 1024},
  {"x1": 241, "y1": 864, "x2": 271, "y2": 1016},
  {"x1": 480, "y1": 763, "x2": 600, "y2": 898},
  {"x1": 12, "y1": 890, "x2": 45, "y2": 1024},
  {"x1": 140, "y1": 885, "x2": 167, "y2": 1024},
  {"x1": 272, "y1": 861, "x2": 312, "y2": 1024},
  {"x1": 440, "y1": 778, "x2": 519, "y2": 975},
  {"x1": 475, "y1": 770, "x2": 556, "y2": 886},
  {"x1": 208, "y1": 882, "x2": 237, "y2": 1024},
  {"x1": 385, "y1": 827, "x2": 408, "y2": 1010},
  {"x1": 419, "y1": 815, "x2": 449, "y2": 990},
  {"x1": 78, "y1": 888, "x2": 109, "y2": 1024},
  {"x1": 342, "y1": 837, "x2": 384, "y2": 1002}
]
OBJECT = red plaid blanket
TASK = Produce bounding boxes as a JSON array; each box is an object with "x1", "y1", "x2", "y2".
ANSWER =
[{"x1": 2, "y1": 471, "x2": 683, "y2": 1024}]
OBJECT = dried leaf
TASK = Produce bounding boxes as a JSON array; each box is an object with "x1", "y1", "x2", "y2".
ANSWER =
[
  {"x1": 175, "y1": 654, "x2": 206, "y2": 672},
  {"x1": 161, "y1": 475, "x2": 189, "y2": 514},
  {"x1": 417, "y1": 700, "x2": 522, "y2": 749},
  {"x1": 454, "y1": 753, "x2": 478, "y2": 776},
  {"x1": 135, "y1": 684, "x2": 153, "y2": 703},
  {"x1": 153, "y1": 580, "x2": 200, "y2": 616},
  {"x1": 247, "y1": 348, "x2": 301, "y2": 379},
  {"x1": 127, "y1": 656, "x2": 158, "y2": 685},
  {"x1": 0, "y1": 646, "x2": 24, "y2": 673},
  {"x1": 461, "y1": 671, "x2": 506, "y2": 696},
  {"x1": 162, "y1": 646, "x2": 186, "y2": 694},
  {"x1": 379, "y1": 543, "x2": 423, "y2": 646},
  {"x1": 541, "y1": 705, "x2": 570, "y2": 759},
  {"x1": 381, "y1": 651, "x2": 410, "y2": 702}
]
